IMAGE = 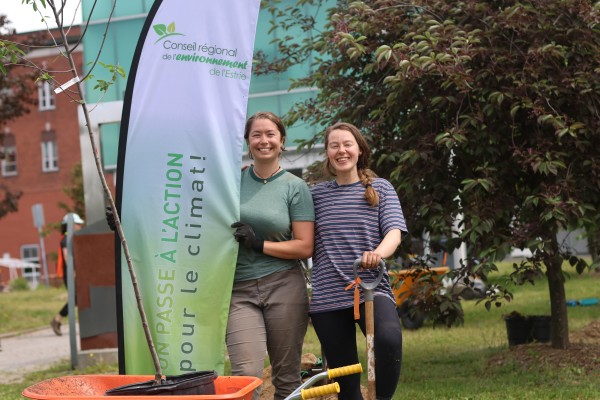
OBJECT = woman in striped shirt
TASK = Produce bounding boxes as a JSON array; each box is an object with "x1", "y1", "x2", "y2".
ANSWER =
[{"x1": 310, "y1": 122, "x2": 406, "y2": 400}]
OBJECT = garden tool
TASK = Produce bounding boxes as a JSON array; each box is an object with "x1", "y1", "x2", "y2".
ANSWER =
[
  {"x1": 285, "y1": 363, "x2": 363, "y2": 400},
  {"x1": 352, "y1": 257, "x2": 385, "y2": 400}
]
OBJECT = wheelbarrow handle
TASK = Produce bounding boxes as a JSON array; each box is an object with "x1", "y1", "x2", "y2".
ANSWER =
[
  {"x1": 285, "y1": 363, "x2": 363, "y2": 400},
  {"x1": 301, "y1": 382, "x2": 340, "y2": 399},
  {"x1": 327, "y1": 363, "x2": 363, "y2": 379},
  {"x1": 353, "y1": 257, "x2": 386, "y2": 292}
]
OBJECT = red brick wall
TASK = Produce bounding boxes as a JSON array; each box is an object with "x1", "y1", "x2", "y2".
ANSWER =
[{"x1": 0, "y1": 27, "x2": 85, "y2": 286}]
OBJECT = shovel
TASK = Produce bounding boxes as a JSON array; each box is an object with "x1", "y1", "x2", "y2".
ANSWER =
[{"x1": 353, "y1": 257, "x2": 385, "y2": 400}]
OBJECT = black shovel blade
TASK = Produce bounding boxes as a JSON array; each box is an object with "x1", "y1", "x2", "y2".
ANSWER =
[{"x1": 105, "y1": 370, "x2": 217, "y2": 396}]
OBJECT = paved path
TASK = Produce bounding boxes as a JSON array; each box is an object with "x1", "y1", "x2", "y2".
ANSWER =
[{"x1": 0, "y1": 325, "x2": 76, "y2": 383}]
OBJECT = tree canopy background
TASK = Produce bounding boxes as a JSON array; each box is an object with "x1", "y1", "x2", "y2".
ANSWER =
[{"x1": 260, "y1": 0, "x2": 600, "y2": 348}]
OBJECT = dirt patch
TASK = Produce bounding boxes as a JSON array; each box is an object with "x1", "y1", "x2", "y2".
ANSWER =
[{"x1": 489, "y1": 320, "x2": 600, "y2": 373}]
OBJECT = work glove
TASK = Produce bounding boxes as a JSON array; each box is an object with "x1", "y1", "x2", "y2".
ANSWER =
[
  {"x1": 105, "y1": 206, "x2": 116, "y2": 232},
  {"x1": 231, "y1": 221, "x2": 264, "y2": 253}
]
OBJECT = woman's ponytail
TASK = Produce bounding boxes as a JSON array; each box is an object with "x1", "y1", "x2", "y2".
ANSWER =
[{"x1": 359, "y1": 169, "x2": 379, "y2": 206}]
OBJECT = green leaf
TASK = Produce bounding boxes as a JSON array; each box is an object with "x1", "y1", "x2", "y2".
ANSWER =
[
  {"x1": 153, "y1": 24, "x2": 167, "y2": 36},
  {"x1": 375, "y1": 45, "x2": 392, "y2": 63},
  {"x1": 510, "y1": 105, "x2": 520, "y2": 118}
]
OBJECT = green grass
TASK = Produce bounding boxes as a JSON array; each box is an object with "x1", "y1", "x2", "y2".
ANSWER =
[
  {"x1": 0, "y1": 286, "x2": 66, "y2": 334},
  {"x1": 3, "y1": 262, "x2": 600, "y2": 399},
  {"x1": 395, "y1": 262, "x2": 600, "y2": 399}
]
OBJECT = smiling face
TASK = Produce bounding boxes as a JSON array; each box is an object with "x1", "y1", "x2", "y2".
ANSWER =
[
  {"x1": 247, "y1": 117, "x2": 284, "y2": 163},
  {"x1": 326, "y1": 128, "x2": 362, "y2": 181}
]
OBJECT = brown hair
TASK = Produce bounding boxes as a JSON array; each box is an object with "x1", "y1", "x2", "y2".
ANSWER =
[
  {"x1": 244, "y1": 111, "x2": 286, "y2": 159},
  {"x1": 323, "y1": 122, "x2": 379, "y2": 206}
]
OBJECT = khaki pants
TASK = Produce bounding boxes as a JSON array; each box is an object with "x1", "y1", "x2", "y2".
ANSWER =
[{"x1": 227, "y1": 268, "x2": 309, "y2": 400}]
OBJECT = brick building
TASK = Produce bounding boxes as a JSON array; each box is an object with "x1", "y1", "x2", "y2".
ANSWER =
[{"x1": 0, "y1": 27, "x2": 84, "y2": 288}]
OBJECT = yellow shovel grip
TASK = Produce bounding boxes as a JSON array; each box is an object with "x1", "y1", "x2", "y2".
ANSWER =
[
  {"x1": 327, "y1": 363, "x2": 363, "y2": 379},
  {"x1": 301, "y1": 382, "x2": 340, "y2": 399}
]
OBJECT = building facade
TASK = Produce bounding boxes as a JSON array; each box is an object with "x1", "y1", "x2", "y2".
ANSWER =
[
  {"x1": 0, "y1": 27, "x2": 84, "y2": 287},
  {"x1": 78, "y1": 1, "x2": 330, "y2": 223},
  {"x1": 1, "y1": 2, "x2": 333, "y2": 287}
]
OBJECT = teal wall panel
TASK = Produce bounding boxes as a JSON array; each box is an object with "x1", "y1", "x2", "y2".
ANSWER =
[
  {"x1": 83, "y1": 19, "x2": 146, "y2": 103},
  {"x1": 83, "y1": 0, "x2": 153, "y2": 21},
  {"x1": 100, "y1": 122, "x2": 120, "y2": 170},
  {"x1": 81, "y1": 0, "x2": 333, "y2": 165}
]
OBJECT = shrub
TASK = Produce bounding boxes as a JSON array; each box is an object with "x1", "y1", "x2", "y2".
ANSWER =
[{"x1": 9, "y1": 277, "x2": 30, "y2": 291}]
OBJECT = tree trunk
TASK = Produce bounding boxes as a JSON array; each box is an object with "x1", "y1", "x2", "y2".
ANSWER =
[
  {"x1": 587, "y1": 227, "x2": 600, "y2": 269},
  {"x1": 545, "y1": 241, "x2": 569, "y2": 349}
]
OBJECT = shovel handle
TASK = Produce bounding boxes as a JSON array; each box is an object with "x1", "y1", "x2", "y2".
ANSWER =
[
  {"x1": 353, "y1": 257, "x2": 386, "y2": 291},
  {"x1": 327, "y1": 363, "x2": 363, "y2": 379},
  {"x1": 301, "y1": 382, "x2": 340, "y2": 399}
]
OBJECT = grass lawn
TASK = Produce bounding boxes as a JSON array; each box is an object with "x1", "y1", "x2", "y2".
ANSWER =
[
  {"x1": 2, "y1": 261, "x2": 599, "y2": 400},
  {"x1": 389, "y1": 262, "x2": 600, "y2": 399},
  {"x1": 0, "y1": 286, "x2": 66, "y2": 334}
]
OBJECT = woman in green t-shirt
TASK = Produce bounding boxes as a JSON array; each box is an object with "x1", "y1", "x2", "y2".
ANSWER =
[{"x1": 229, "y1": 111, "x2": 315, "y2": 400}]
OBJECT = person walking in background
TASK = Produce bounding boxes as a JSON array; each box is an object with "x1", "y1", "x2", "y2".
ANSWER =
[
  {"x1": 309, "y1": 122, "x2": 405, "y2": 400},
  {"x1": 50, "y1": 213, "x2": 85, "y2": 336},
  {"x1": 228, "y1": 111, "x2": 315, "y2": 400}
]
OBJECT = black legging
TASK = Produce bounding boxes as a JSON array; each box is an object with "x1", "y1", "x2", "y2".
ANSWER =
[
  {"x1": 310, "y1": 296, "x2": 402, "y2": 400},
  {"x1": 59, "y1": 273, "x2": 69, "y2": 317}
]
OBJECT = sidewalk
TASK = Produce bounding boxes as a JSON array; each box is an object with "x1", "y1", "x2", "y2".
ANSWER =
[{"x1": 0, "y1": 325, "x2": 75, "y2": 383}]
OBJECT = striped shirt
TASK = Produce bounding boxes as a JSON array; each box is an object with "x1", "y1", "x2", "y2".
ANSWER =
[{"x1": 309, "y1": 178, "x2": 407, "y2": 313}]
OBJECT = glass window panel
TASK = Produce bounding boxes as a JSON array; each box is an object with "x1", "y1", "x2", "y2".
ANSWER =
[
  {"x1": 100, "y1": 122, "x2": 120, "y2": 170},
  {"x1": 1, "y1": 134, "x2": 17, "y2": 176},
  {"x1": 83, "y1": 20, "x2": 145, "y2": 103},
  {"x1": 41, "y1": 140, "x2": 59, "y2": 172},
  {"x1": 38, "y1": 81, "x2": 55, "y2": 111},
  {"x1": 21, "y1": 245, "x2": 39, "y2": 261},
  {"x1": 83, "y1": 0, "x2": 152, "y2": 21},
  {"x1": 20, "y1": 244, "x2": 40, "y2": 284}
]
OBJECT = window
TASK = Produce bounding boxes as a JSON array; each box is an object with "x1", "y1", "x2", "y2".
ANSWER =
[
  {"x1": 38, "y1": 81, "x2": 56, "y2": 111},
  {"x1": 1, "y1": 133, "x2": 17, "y2": 176},
  {"x1": 41, "y1": 130, "x2": 59, "y2": 172},
  {"x1": 21, "y1": 245, "x2": 41, "y2": 285},
  {"x1": 100, "y1": 122, "x2": 120, "y2": 171}
]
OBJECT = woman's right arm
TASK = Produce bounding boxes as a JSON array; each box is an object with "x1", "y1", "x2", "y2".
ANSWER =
[{"x1": 263, "y1": 220, "x2": 314, "y2": 260}]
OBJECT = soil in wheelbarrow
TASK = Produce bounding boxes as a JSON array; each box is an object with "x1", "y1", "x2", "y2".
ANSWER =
[
  {"x1": 23, "y1": 375, "x2": 261, "y2": 399},
  {"x1": 259, "y1": 353, "x2": 368, "y2": 400}
]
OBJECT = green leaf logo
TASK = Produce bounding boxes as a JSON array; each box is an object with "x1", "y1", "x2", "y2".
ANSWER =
[
  {"x1": 153, "y1": 24, "x2": 168, "y2": 36},
  {"x1": 153, "y1": 22, "x2": 184, "y2": 43}
]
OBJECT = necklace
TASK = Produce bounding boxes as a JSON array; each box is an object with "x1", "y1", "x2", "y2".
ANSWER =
[{"x1": 253, "y1": 165, "x2": 281, "y2": 184}]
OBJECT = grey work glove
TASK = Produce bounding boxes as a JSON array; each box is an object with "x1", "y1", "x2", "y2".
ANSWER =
[{"x1": 231, "y1": 221, "x2": 264, "y2": 253}]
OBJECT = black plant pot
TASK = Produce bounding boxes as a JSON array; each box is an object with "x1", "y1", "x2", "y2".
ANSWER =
[
  {"x1": 504, "y1": 314, "x2": 532, "y2": 347},
  {"x1": 504, "y1": 314, "x2": 551, "y2": 347},
  {"x1": 530, "y1": 315, "x2": 551, "y2": 343},
  {"x1": 105, "y1": 370, "x2": 217, "y2": 396}
]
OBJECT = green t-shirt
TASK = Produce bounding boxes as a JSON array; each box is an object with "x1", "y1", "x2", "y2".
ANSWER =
[{"x1": 234, "y1": 167, "x2": 315, "y2": 282}]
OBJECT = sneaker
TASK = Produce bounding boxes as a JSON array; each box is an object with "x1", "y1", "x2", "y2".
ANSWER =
[{"x1": 50, "y1": 319, "x2": 62, "y2": 336}]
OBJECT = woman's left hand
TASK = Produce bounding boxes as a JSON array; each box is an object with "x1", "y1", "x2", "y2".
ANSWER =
[{"x1": 361, "y1": 251, "x2": 382, "y2": 270}]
